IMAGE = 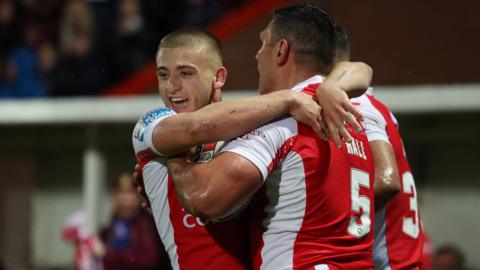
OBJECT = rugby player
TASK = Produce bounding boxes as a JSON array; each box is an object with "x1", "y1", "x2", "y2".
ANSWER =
[
  {"x1": 166, "y1": 4, "x2": 376, "y2": 269},
  {"x1": 335, "y1": 25, "x2": 426, "y2": 269}
]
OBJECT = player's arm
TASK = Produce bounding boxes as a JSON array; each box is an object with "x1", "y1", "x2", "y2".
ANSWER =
[
  {"x1": 370, "y1": 140, "x2": 401, "y2": 212},
  {"x1": 316, "y1": 61, "x2": 373, "y2": 146},
  {"x1": 168, "y1": 118, "x2": 292, "y2": 219},
  {"x1": 324, "y1": 61, "x2": 373, "y2": 98},
  {"x1": 355, "y1": 96, "x2": 401, "y2": 211},
  {"x1": 167, "y1": 152, "x2": 262, "y2": 219},
  {"x1": 153, "y1": 90, "x2": 321, "y2": 156}
]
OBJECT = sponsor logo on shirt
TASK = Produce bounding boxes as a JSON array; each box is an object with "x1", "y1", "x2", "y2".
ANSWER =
[
  {"x1": 238, "y1": 130, "x2": 266, "y2": 140},
  {"x1": 183, "y1": 212, "x2": 210, "y2": 228},
  {"x1": 134, "y1": 108, "x2": 174, "y2": 142},
  {"x1": 142, "y1": 108, "x2": 174, "y2": 126}
]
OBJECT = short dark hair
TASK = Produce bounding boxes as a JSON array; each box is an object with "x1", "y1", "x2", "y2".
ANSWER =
[
  {"x1": 334, "y1": 24, "x2": 351, "y2": 62},
  {"x1": 158, "y1": 28, "x2": 223, "y2": 68},
  {"x1": 270, "y1": 4, "x2": 336, "y2": 72}
]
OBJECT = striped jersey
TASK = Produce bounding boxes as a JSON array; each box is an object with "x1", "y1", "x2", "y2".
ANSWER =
[
  {"x1": 352, "y1": 89, "x2": 425, "y2": 270},
  {"x1": 221, "y1": 76, "x2": 376, "y2": 270}
]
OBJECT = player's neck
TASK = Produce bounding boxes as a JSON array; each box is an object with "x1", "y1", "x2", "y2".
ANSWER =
[{"x1": 278, "y1": 65, "x2": 325, "y2": 90}]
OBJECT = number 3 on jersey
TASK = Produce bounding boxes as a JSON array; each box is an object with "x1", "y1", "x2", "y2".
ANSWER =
[
  {"x1": 348, "y1": 169, "x2": 371, "y2": 238},
  {"x1": 402, "y1": 171, "x2": 420, "y2": 238}
]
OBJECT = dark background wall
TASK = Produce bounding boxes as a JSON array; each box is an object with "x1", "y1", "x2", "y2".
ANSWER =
[{"x1": 222, "y1": 0, "x2": 480, "y2": 90}]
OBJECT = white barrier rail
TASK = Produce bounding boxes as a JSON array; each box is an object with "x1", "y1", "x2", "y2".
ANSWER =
[{"x1": 1, "y1": 84, "x2": 480, "y2": 125}]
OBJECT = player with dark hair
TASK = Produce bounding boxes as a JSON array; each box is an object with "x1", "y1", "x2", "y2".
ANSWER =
[
  {"x1": 166, "y1": 4, "x2": 376, "y2": 269},
  {"x1": 268, "y1": 4, "x2": 336, "y2": 71},
  {"x1": 133, "y1": 26, "x2": 373, "y2": 269},
  {"x1": 335, "y1": 24, "x2": 426, "y2": 269}
]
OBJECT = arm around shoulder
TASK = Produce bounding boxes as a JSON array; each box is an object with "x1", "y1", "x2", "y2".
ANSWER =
[
  {"x1": 324, "y1": 61, "x2": 373, "y2": 98},
  {"x1": 167, "y1": 152, "x2": 263, "y2": 220},
  {"x1": 151, "y1": 91, "x2": 297, "y2": 157}
]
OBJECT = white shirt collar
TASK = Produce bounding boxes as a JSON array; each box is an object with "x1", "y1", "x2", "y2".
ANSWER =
[
  {"x1": 290, "y1": 74, "x2": 373, "y2": 97},
  {"x1": 291, "y1": 75, "x2": 325, "y2": 92}
]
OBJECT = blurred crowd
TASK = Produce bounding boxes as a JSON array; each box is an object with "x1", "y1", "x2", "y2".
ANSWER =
[{"x1": 0, "y1": 0, "x2": 246, "y2": 98}]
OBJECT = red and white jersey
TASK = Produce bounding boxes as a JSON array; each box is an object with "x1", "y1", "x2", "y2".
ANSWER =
[
  {"x1": 221, "y1": 76, "x2": 375, "y2": 270},
  {"x1": 352, "y1": 89, "x2": 425, "y2": 270},
  {"x1": 132, "y1": 108, "x2": 250, "y2": 270}
]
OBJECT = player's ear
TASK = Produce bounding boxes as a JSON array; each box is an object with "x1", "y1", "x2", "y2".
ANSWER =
[
  {"x1": 211, "y1": 67, "x2": 226, "y2": 103},
  {"x1": 213, "y1": 67, "x2": 227, "y2": 89},
  {"x1": 275, "y1": 39, "x2": 289, "y2": 66}
]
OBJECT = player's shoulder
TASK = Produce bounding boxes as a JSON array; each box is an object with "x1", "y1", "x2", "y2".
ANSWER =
[
  {"x1": 132, "y1": 107, "x2": 176, "y2": 154},
  {"x1": 251, "y1": 116, "x2": 298, "y2": 139},
  {"x1": 138, "y1": 107, "x2": 176, "y2": 127},
  {"x1": 360, "y1": 91, "x2": 398, "y2": 126},
  {"x1": 133, "y1": 107, "x2": 175, "y2": 136},
  {"x1": 268, "y1": 116, "x2": 298, "y2": 128},
  {"x1": 359, "y1": 88, "x2": 392, "y2": 115},
  {"x1": 350, "y1": 90, "x2": 385, "y2": 121},
  {"x1": 222, "y1": 117, "x2": 298, "y2": 155},
  {"x1": 351, "y1": 87, "x2": 375, "y2": 109}
]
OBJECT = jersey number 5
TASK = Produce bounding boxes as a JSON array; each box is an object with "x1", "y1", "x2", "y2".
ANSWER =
[{"x1": 348, "y1": 169, "x2": 371, "y2": 238}]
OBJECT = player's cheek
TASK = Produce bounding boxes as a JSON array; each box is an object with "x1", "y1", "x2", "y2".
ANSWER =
[{"x1": 157, "y1": 84, "x2": 167, "y2": 99}]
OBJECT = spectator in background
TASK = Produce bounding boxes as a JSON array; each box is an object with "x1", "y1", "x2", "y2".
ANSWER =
[
  {"x1": 37, "y1": 41, "x2": 57, "y2": 89},
  {"x1": 0, "y1": 0, "x2": 19, "y2": 97},
  {"x1": 51, "y1": 0, "x2": 106, "y2": 96},
  {"x1": 58, "y1": 0, "x2": 94, "y2": 55},
  {"x1": 0, "y1": 56, "x2": 15, "y2": 97},
  {"x1": 0, "y1": 0, "x2": 19, "y2": 54},
  {"x1": 434, "y1": 245, "x2": 465, "y2": 270},
  {"x1": 16, "y1": 0, "x2": 63, "y2": 42},
  {"x1": 62, "y1": 211, "x2": 105, "y2": 270},
  {"x1": 100, "y1": 173, "x2": 170, "y2": 270},
  {"x1": 0, "y1": 21, "x2": 48, "y2": 98},
  {"x1": 106, "y1": 0, "x2": 152, "y2": 82},
  {"x1": 0, "y1": 0, "x2": 14, "y2": 94},
  {"x1": 1, "y1": 0, "x2": 251, "y2": 98}
]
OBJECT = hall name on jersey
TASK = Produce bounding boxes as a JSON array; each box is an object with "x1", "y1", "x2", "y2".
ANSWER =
[{"x1": 345, "y1": 138, "x2": 367, "y2": 160}]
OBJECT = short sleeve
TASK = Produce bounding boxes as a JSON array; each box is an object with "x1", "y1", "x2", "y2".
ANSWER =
[
  {"x1": 352, "y1": 95, "x2": 389, "y2": 143},
  {"x1": 132, "y1": 108, "x2": 176, "y2": 156},
  {"x1": 220, "y1": 117, "x2": 297, "y2": 181}
]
